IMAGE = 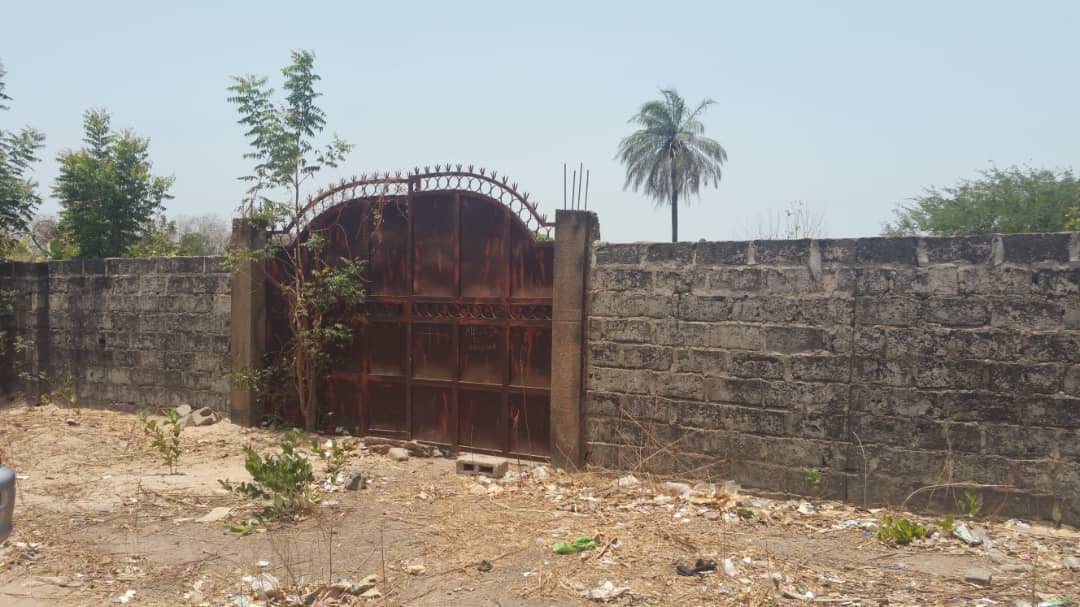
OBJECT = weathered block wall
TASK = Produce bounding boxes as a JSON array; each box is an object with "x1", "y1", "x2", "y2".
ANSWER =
[
  {"x1": 0, "y1": 257, "x2": 231, "y2": 413},
  {"x1": 585, "y1": 233, "x2": 1080, "y2": 524}
]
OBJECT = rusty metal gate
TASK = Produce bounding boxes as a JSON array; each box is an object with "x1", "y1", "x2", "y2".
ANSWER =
[{"x1": 267, "y1": 167, "x2": 555, "y2": 459}]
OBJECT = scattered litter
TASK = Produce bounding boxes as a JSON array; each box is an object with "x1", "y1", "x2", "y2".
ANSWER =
[
  {"x1": 251, "y1": 572, "x2": 279, "y2": 599},
  {"x1": 1063, "y1": 556, "x2": 1080, "y2": 571},
  {"x1": 387, "y1": 447, "x2": 410, "y2": 462},
  {"x1": 780, "y1": 586, "x2": 814, "y2": 600},
  {"x1": 109, "y1": 589, "x2": 137, "y2": 604},
  {"x1": 65, "y1": 417, "x2": 79, "y2": 426},
  {"x1": 552, "y1": 536, "x2": 597, "y2": 554},
  {"x1": 402, "y1": 559, "x2": 426, "y2": 575},
  {"x1": 581, "y1": 580, "x2": 630, "y2": 602},
  {"x1": 195, "y1": 507, "x2": 232, "y2": 523},
  {"x1": 953, "y1": 523, "x2": 985, "y2": 546},
  {"x1": 616, "y1": 474, "x2": 640, "y2": 488},
  {"x1": 34, "y1": 575, "x2": 82, "y2": 588},
  {"x1": 255, "y1": 560, "x2": 270, "y2": 569},
  {"x1": 722, "y1": 558, "x2": 738, "y2": 577},
  {"x1": 477, "y1": 559, "x2": 493, "y2": 572},
  {"x1": 796, "y1": 501, "x2": 816, "y2": 514},
  {"x1": 662, "y1": 481, "x2": 692, "y2": 498},
  {"x1": 676, "y1": 558, "x2": 717, "y2": 576}
]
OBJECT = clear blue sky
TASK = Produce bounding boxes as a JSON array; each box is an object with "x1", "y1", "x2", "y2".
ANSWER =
[{"x1": 4, "y1": 0, "x2": 1078, "y2": 241}]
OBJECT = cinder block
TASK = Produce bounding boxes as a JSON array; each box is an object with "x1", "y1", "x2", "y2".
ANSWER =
[{"x1": 456, "y1": 454, "x2": 509, "y2": 479}]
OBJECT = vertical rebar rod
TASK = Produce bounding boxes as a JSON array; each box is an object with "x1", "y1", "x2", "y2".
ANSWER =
[
  {"x1": 563, "y1": 163, "x2": 567, "y2": 209},
  {"x1": 584, "y1": 169, "x2": 590, "y2": 210},
  {"x1": 570, "y1": 170, "x2": 577, "y2": 211},
  {"x1": 577, "y1": 162, "x2": 584, "y2": 209}
]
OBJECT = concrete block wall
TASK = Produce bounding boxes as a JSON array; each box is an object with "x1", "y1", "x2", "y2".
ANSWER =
[
  {"x1": 0, "y1": 257, "x2": 231, "y2": 413},
  {"x1": 585, "y1": 233, "x2": 1080, "y2": 524}
]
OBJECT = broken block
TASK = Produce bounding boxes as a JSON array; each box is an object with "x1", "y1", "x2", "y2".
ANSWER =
[{"x1": 455, "y1": 453, "x2": 509, "y2": 479}]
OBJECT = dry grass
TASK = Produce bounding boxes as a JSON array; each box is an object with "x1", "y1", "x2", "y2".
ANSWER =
[{"x1": 0, "y1": 403, "x2": 1077, "y2": 606}]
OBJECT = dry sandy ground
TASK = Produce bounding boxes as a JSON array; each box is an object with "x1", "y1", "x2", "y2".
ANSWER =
[{"x1": 0, "y1": 403, "x2": 1077, "y2": 606}]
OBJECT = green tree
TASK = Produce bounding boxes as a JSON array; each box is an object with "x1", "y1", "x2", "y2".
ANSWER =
[
  {"x1": 53, "y1": 109, "x2": 174, "y2": 258},
  {"x1": 1066, "y1": 208, "x2": 1080, "y2": 231},
  {"x1": 884, "y1": 166, "x2": 1080, "y2": 236},
  {"x1": 617, "y1": 88, "x2": 728, "y2": 242},
  {"x1": 128, "y1": 214, "x2": 178, "y2": 257},
  {"x1": 0, "y1": 60, "x2": 46, "y2": 252},
  {"x1": 227, "y1": 50, "x2": 360, "y2": 431},
  {"x1": 176, "y1": 214, "x2": 229, "y2": 255}
]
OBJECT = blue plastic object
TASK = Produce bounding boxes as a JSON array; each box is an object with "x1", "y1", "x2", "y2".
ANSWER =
[{"x1": 0, "y1": 465, "x2": 15, "y2": 543}]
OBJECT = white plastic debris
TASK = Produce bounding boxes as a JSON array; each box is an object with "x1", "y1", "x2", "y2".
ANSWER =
[
  {"x1": 251, "y1": 572, "x2": 279, "y2": 598},
  {"x1": 581, "y1": 580, "x2": 630, "y2": 602}
]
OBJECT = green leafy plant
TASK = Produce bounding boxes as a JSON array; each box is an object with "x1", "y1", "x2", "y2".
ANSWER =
[
  {"x1": 803, "y1": 467, "x2": 823, "y2": 491},
  {"x1": 12, "y1": 336, "x2": 48, "y2": 403},
  {"x1": 312, "y1": 436, "x2": 352, "y2": 481},
  {"x1": 53, "y1": 108, "x2": 174, "y2": 258},
  {"x1": 877, "y1": 515, "x2": 927, "y2": 545},
  {"x1": 225, "y1": 50, "x2": 364, "y2": 431},
  {"x1": 956, "y1": 491, "x2": 982, "y2": 518},
  {"x1": 1066, "y1": 207, "x2": 1080, "y2": 231},
  {"x1": 736, "y1": 508, "x2": 755, "y2": 520},
  {"x1": 60, "y1": 367, "x2": 78, "y2": 408},
  {"x1": 0, "y1": 60, "x2": 47, "y2": 240},
  {"x1": 938, "y1": 513, "x2": 955, "y2": 534},
  {"x1": 140, "y1": 408, "x2": 183, "y2": 474},
  {"x1": 220, "y1": 429, "x2": 315, "y2": 526}
]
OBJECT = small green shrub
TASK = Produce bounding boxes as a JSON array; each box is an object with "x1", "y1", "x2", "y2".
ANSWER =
[
  {"x1": 140, "y1": 408, "x2": 183, "y2": 474},
  {"x1": 312, "y1": 437, "x2": 352, "y2": 480},
  {"x1": 220, "y1": 429, "x2": 315, "y2": 525},
  {"x1": 803, "y1": 467, "x2": 823, "y2": 490},
  {"x1": 956, "y1": 491, "x2": 982, "y2": 518},
  {"x1": 878, "y1": 515, "x2": 927, "y2": 545},
  {"x1": 938, "y1": 513, "x2": 955, "y2": 534}
]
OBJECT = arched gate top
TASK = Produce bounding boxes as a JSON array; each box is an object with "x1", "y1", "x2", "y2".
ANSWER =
[{"x1": 282, "y1": 165, "x2": 556, "y2": 238}]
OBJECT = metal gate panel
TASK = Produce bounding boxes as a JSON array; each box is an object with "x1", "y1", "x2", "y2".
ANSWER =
[{"x1": 267, "y1": 169, "x2": 555, "y2": 459}]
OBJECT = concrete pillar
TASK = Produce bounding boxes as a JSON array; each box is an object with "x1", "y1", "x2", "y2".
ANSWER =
[
  {"x1": 229, "y1": 219, "x2": 267, "y2": 426},
  {"x1": 549, "y1": 210, "x2": 599, "y2": 469}
]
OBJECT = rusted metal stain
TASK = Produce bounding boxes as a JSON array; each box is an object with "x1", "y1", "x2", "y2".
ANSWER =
[{"x1": 266, "y1": 169, "x2": 554, "y2": 459}]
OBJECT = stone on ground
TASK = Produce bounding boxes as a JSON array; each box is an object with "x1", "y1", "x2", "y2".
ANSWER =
[
  {"x1": 189, "y1": 407, "x2": 218, "y2": 427},
  {"x1": 387, "y1": 447, "x2": 410, "y2": 462}
]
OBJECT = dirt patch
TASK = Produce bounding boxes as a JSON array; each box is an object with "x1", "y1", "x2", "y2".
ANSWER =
[{"x1": 0, "y1": 404, "x2": 1077, "y2": 606}]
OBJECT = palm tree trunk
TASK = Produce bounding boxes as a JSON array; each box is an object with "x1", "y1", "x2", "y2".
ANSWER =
[{"x1": 669, "y1": 162, "x2": 679, "y2": 242}]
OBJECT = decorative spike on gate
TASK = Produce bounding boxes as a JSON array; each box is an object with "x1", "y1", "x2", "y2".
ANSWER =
[
  {"x1": 434, "y1": 164, "x2": 441, "y2": 172},
  {"x1": 491, "y1": 170, "x2": 497, "y2": 180},
  {"x1": 523, "y1": 192, "x2": 530, "y2": 200},
  {"x1": 512, "y1": 182, "x2": 518, "y2": 190},
  {"x1": 423, "y1": 166, "x2": 430, "y2": 173},
  {"x1": 455, "y1": 163, "x2": 462, "y2": 171},
  {"x1": 395, "y1": 171, "x2": 402, "y2": 178},
  {"x1": 502, "y1": 176, "x2": 508, "y2": 185},
  {"x1": 479, "y1": 167, "x2": 486, "y2": 176},
  {"x1": 413, "y1": 166, "x2": 420, "y2": 175}
]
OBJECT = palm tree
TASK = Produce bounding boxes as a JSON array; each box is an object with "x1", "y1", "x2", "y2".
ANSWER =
[{"x1": 617, "y1": 89, "x2": 728, "y2": 242}]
